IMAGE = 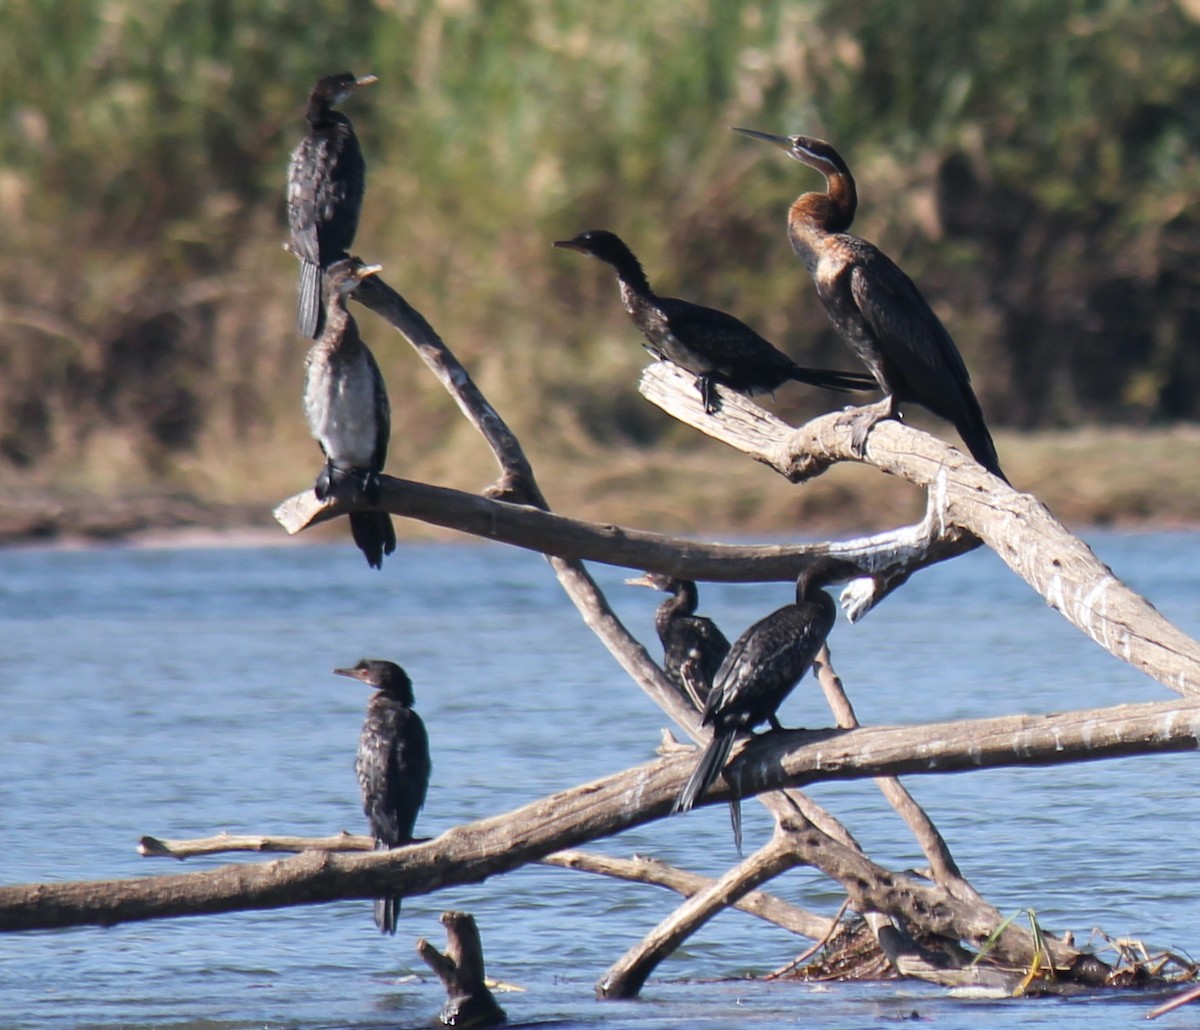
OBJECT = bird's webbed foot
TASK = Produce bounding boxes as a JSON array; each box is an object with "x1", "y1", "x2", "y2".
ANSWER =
[
  {"x1": 313, "y1": 462, "x2": 336, "y2": 501},
  {"x1": 837, "y1": 396, "x2": 897, "y2": 458},
  {"x1": 697, "y1": 375, "x2": 721, "y2": 415}
]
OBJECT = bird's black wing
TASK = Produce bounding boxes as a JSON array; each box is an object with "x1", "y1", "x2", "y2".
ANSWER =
[{"x1": 287, "y1": 137, "x2": 324, "y2": 267}]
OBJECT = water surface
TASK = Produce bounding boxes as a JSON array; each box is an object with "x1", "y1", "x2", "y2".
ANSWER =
[{"x1": 1, "y1": 532, "x2": 1198, "y2": 1028}]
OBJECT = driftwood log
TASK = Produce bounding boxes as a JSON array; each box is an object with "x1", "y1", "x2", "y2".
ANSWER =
[
  {"x1": 5, "y1": 267, "x2": 1199, "y2": 1006},
  {"x1": 418, "y1": 911, "x2": 507, "y2": 1028}
]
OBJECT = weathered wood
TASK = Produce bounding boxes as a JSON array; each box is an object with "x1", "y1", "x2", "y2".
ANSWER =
[
  {"x1": 417, "y1": 910, "x2": 507, "y2": 1028},
  {"x1": 542, "y1": 850, "x2": 833, "y2": 940},
  {"x1": 138, "y1": 831, "x2": 374, "y2": 858},
  {"x1": 4, "y1": 698, "x2": 1199, "y2": 937},
  {"x1": 640, "y1": 361, "x2": 1200, "y2": 696},
  {"x1": 597, "y1": 832, "x2": 801, "y2": 998},
  {"x1": 137, "y1": 835, "x2": 834, "y2": 942}
]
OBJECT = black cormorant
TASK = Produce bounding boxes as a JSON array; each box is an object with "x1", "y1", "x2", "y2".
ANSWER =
[
  {"x1": 626, "y1": 572, "x2": 730, "y2": 710},
  {"x1": 335, "y1": 659, "x2": 431, "y2": 934},
  {"x1": 629, "y1": 572, "x2": 753, "y2": 847},
  {"x1": 304, "y1": 257, "x2": 396, "y2": 569},
  {"x1": 733, "y1": 129, "x2": 1007, "y2": 482},
  {"x1": 554, "y1": 229, "x2": 877, "y2": 413},
  {"x1": 672, "y1": 556, "x2": 848, "y2": 819},
  {"x1": 288, "y1": 72, "x2": 377, "y2": 339}
]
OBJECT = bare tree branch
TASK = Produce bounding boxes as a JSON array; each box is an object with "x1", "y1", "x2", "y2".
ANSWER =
[
  {"x1": 597, "y1": 832, "x2": 802, "y2": 998},
  {"x1": 3, "y1": 698, "x2": 1198, "y2": 938},
  {"x1": 639, "y1": 361, "x2": 1200, "y2": 695}
]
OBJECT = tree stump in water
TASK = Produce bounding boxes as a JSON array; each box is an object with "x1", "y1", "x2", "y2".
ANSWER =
[{"x1": 417, "y1": 910, "x2": 507, "y2": 1028}]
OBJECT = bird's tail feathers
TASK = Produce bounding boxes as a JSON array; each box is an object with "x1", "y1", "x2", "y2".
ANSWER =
[
  {"x1": 374, "y1": 894, "x2": 401, "y2": 934},
  {"x1": 787, "y1": 365, "x2": 878, "y2": 393},
  {"x1": 673, "y1": 730, "x2": 736, "y2": 815},
  {"x1": 297, "y1": 260, "x2": 323, "y2": 339},
  {"x1": 350, "y1": 511, "x2": 397, "y2": 570}
]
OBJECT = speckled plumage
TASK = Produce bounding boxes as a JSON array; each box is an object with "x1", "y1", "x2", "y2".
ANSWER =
[
  {"x1": 288, "y1": 73, "x2": 374, "y2": 339},
  {"x1": 554, "y1": 230, "x2": 876, "y2": 413},
  {"x1": 335, "y1": 659, "x2": 431, "y2": 934},
  {"x1": 673, "y1": 556, "x2": 848, "y2": 819}
]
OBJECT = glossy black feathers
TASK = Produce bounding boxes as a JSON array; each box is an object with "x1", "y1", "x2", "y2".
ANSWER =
[{"x1": 555, "y1": 229, "x2": 877, "y2": 413}]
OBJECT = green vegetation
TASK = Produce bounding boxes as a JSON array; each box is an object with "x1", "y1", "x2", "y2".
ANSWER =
[{"x1": 3, "y1": 0, "x2": 1200, "y2": 528}]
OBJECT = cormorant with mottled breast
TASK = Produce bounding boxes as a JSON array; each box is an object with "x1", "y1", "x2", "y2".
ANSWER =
[
  {"x1": 627, "y1": 572, "x2": 730, "y2": 711},
  {"x1": 554, "y1": 229, "x2": 877, "y2": 413},
  {"x1": 288, "y1": 72, "x2": 376, "y2": 339},
  {"x1": 629, "y1": 572, "x2": 755, "y2": 848},
  {"x1": 672, "y1": 556, "x2": 849, "y2": 819},
  {"x1": 335, "y1": 659, "x2": 431, "y2": 934},
  {"x1": 304, "y1": 257, "x2": 396, "y2": 569},
  {"x1": 733, "y1": 129, "x2": 1007, "y2": 482}
]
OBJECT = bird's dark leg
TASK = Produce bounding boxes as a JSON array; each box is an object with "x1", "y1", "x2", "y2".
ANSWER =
[
  {"x1": 838, "y1": 394, "x2": 898, "y2": 458},
  {"x1": 697, "y1": 374, "x2": 721, "y2": 415},
  {"x1": 361, "y1": 469, "x2": 382, "y2": 504},
  {"x1": 767, "y1": 715, "x2": 785, "y2": 733},
  {"x1": 314, "y1": 460, "x2": 336, "y2": 500}
]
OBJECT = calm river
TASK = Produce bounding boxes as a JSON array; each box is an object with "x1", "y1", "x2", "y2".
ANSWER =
[{"x1": 2, "y1": 531, "x2": 1199, "y2": 1028}]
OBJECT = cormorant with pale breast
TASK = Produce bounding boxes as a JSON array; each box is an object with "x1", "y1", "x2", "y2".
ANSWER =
[
  {"x1": 304, "y1": 257, "x2": 396, "y2": 569},
  {"x1": 733, "y1": 129, "x2": 1007, "y2": 482},
  {"x1": 288, "y1": 72, "x2": 377, "y2": 339},
  {"x1": 672, "y1": 556, "x2": 848, "y2": 819},
  {"x1": 554, "y1": 229, "x2": 877, "y2": 413},
  {"x1": 335, "y1": 659, "x2": 431, "y2": 934}
]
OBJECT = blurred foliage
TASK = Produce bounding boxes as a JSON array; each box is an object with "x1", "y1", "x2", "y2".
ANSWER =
[{"x1": 3, "y1": 0, "x2": 1200, "y2": 498}]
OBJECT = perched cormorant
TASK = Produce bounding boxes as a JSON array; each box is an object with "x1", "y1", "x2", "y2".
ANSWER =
[
  {"x1": 672, "y1": 556, "x2": 848, "y2": 820},
  {"x1": 335, "y1": 659, "x2": 431, "y2": 935},
  {"x1": 627, "y1": 573, "x2": 730, "y2": 710},
  {"x1": 628, "y1": 572, "x2": 752, "y2": 847},
  {"x1": 733, "y1": 129, "x2": 1007, "y2": 482},
  {"x1": 304, "y1": 257, "x2": 396, "y2": 569},
  {"x1": 554, "y1": 229, "x2": 877, "y2": 413},
  {"x1": 288, "y1": 72, "x2": 377, "y2": 339}
]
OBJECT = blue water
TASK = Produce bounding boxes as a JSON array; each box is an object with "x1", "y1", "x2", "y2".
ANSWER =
[{"x1": 1, "y1": 531, "x2": 1199, "y2": 1028}]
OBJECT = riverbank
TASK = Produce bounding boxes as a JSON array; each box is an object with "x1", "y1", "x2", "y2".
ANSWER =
[{"x1": 3, "y1": 424, "x2": 1197, "y2": 548}]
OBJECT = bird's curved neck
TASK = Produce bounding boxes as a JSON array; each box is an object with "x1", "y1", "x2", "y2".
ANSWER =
[
  {"x1": 602, "y1": 247, "x2": 652, "y2": 297},
  {"x1": 307, "y1": 99, "x2": 347, "y2": 129},
  {"x1": 667, "y1": 581, "x2": 698, "y2": 618},
  {"x1": 788, "y1": 169, "x2": 857, "y2": 241},
  {"x1": 319, "y1": 299, "x2": 355, "y2": 347}
]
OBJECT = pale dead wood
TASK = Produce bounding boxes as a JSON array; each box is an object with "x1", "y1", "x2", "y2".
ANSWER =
[
  {"x1": 137, "y1": 834, "x2": 833, "y2": 942},
  {"x1": 5, "y1": 698, "x2": 1200, "y2": 935},
  {"x1": 640, "y1": 361, "x2": 1200, "y2": 696},
  {"x1": 417, "y1": 910, "x2": 507, "y2": 1028},
  {"x1": 596, "y1": 831, "x2": 802, "y2": 998},
  {"x1": 138, "y1": 831, "x2": 374, "y2": 858},
  {"x1": 813, "y1": 649, "x2": 977, "y2": 903},
  {"x1": 542, "y1": 850, "x2": 833, "y2": 940}
]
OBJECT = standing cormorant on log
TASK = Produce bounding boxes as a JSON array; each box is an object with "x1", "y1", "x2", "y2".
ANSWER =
[
  {"x1": 335, "y1": 659, "x2": 431, "y2": 934},
  {"x1": 733, "y1": 129, "x2": 1007, "y2": 482},
  {"x1": 554, "y1": 229, "x2": 877, "y2": 413},
  {"x1": 673, "y1": 556, "x2": 848, "y2": 820},
  {"x1": 304, "y1": 258, "x2": 396, "y2": 569},
  {"x1": 288, "y1": 72, "x2": 377, "y2": 339},
  {"x1": 628, "y1": 572, "x2": 753, "y2": 848}
]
